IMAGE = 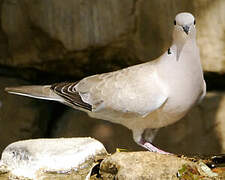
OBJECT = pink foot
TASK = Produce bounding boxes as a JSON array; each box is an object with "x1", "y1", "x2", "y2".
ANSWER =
[
  {"x1": 143, "y1": 141, "x2": 171, "y2": 155},
  {"x1": 139, "y1": 139, "x2": 171, "y2": 155}
]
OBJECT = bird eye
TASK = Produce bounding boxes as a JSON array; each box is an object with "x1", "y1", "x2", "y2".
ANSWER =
[
  {"x1": 174, "y1": 20, "x2": 176, "y2": 25},
  {"x1": 194, "y1": 20, "x2": 196, "y2": 25}
]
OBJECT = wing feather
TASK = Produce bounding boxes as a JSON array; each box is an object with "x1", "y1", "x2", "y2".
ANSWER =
[{"x1": 51, "y1": 82, "x2": 92, "y2": 111}]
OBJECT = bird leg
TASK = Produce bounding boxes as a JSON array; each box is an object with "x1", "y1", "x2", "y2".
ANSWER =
[
  {"x1": 139, "y1": 138, "x2": 171, "y2": 155},
  {"x1": 133, "y1": 128, "x2": 171, "y2": 154}
]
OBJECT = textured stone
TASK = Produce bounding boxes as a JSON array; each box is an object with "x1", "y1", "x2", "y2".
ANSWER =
[
  {"x1": 0, "y1": 0, "x2": 224, "y2": 78},
  {"x1": 0, "y1": 0, "x2": 137, "y2": 78},
  {"x1": 0, "y1": 137, "x2": 107, "y2": 179},
  {"x1": 0, "y1": 0, "x2": 225, "y2": 159},
  {"x1": 99, "y1": 152, "x2": 217, "y2": 180},
  {"x1": 0, "y1": 77, "x2": 51, "y2": 153}
]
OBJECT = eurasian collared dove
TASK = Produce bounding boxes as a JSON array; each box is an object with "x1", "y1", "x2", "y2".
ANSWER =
[{"x1": 5, "y1": 12, "x2": 206, "y2": 154}]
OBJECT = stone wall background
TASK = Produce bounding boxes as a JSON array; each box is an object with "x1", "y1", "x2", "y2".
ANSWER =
[{"x1": 0, "y1": 0, "x2": 225, "y2": 155}]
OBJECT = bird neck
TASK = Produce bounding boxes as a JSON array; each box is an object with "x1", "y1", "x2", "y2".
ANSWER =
[
  {"x1": 172, "y1": 37, "x2": 197, "y2": 62},
  {"x1": 157, "y1": 38, "x2": 201, "y2": 76}
]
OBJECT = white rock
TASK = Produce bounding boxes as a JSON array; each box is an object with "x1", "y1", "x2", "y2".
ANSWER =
[{"x1": 0, "y1": 137, "x2": 107, "y2": 179}]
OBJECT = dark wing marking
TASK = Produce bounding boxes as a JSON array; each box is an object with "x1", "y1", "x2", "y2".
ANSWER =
[{"x1": 51, "y1": 82, "x2": 92, "y2": 111}]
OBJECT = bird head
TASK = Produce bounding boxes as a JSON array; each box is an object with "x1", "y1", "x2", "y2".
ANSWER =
[
  {"x1": 173, "y1": 12, "x2": 196, "y2": 41},
  {"x1": 172, "y1": 12, "x2": 196, "y2": 60}
]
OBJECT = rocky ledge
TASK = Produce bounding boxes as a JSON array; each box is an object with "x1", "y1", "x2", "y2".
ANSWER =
[{"x1": 0, "y1": 138, "x2": 224, "y2": 180}]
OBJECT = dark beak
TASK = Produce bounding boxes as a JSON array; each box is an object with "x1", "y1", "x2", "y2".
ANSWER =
[{"x1": 182, "y1": 25, "x2": 189, "y2": 35}]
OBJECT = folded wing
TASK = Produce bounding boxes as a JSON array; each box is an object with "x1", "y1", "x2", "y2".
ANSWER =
[{"x1": 74, "y1": 62, "x2": 168, "y2": 117}]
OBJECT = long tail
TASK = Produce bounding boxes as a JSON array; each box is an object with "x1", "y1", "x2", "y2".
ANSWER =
[{"x1": 5, "y1": 85, "x2": 63, "y2": 102}]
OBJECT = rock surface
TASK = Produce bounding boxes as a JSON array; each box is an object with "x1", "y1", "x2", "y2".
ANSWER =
[
  {"x1": 0, "y1": 137, "x2": 107, "y2": 179},
  {"x1": 0, "y1": 0, "x2": 137, "y2": 78},
  {"x1": 0, "y1": 0, "x2": 224, "y2": 77},
  {"x1": 99, "y1": 152, "x2": 220, "y2": 180},
  {"x1": 1, "y1": 141, "x2": 224, "y2": 179}
]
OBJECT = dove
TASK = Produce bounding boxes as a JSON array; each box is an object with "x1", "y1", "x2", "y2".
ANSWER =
[{"x1": 5, "y1": 12, "x2": 206, "y2": 154}]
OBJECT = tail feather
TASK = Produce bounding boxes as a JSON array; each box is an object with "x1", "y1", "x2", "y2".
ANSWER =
[{"x1": 5, "y1": 85, "x2": 63, "y2": 102}]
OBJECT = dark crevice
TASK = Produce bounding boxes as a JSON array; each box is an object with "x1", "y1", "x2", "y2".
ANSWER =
[
  {"x1": 0, "y1": 65, "x2": 76, "y2": 84},
  {"x1": 90, "y1": 159, "x2": 103, "y2": 178},
  {"x1": 43, "y1": 103, "x2": 67, "y2": 138},
  {"x1": 204, "y1": 72, "x2": 225, "y2": 91}
]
